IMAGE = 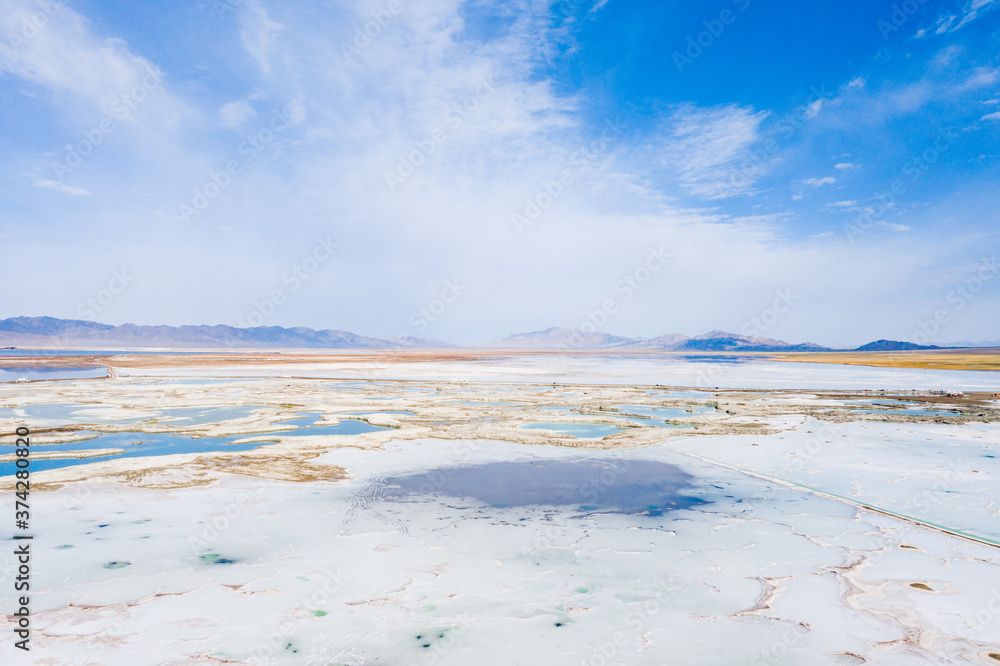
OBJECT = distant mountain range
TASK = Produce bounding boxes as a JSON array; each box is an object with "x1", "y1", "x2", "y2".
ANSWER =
[
  {"x1": 0, "y1": 316, "x2": 452, "y2": 350},
  {"x1": 0, "y1": 317, "x2": 993, "y2": 352},
  {"x1": 0, "y1": 319, "x2": 826, "y2": 351},
  {"x1": 491, "y1": 327, "x2": 829, "y2": 352}
]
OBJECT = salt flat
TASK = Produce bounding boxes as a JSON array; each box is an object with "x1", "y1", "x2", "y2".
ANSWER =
[
  {"x1": 109, "y1": 352, "x2": 1000, "y2": 391},
  {"x1": 0, "y1": 355, "x2": 998, "y2": 665}
]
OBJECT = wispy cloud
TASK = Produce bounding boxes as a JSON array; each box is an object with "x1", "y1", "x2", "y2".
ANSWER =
[
  {"x1": 33, "y1": 179, "x2": 89, "y2": 195},
  {"x1": 239, "y1": 0, "x2": 284, "y2": 78},
  {"x1": 0, "y1": 0, "x2": 164, "y2": 111},
  {"x1": 660, "y1": 104, "x2": 770, "y2": 200},
  {"x1": 936, "y1": 0, "x2": 999, "y2": 33}
]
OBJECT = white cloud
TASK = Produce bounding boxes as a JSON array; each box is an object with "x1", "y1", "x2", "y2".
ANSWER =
[
  {"x1": 875, "y1": 221, "x2": 911, "y2": 232},
  {"x1": 982, "y1": 111, "x2": 1000, "y2": 121},
  {"x1": 219, "y1": 99, "x2": 258, "y2": 129},
  {"x1": 0, "y1": 0, "x2": 163, "y2": 112},
  {"x1": 33, "y1": 179, "x2": 89, "y2": 195},
  {"x1": 828, "y1": 200, "x2": 857, "y2": 207},
  {"x1": 834, "y1": 162, "x2": 857, "y2": 170},
  {"x1": 660, "y1": 104, "x2": 770, "y2": 200},
  {"x1": 805, "y1": 98, "x2": 824, "y2": 118},
  {"x1": 800, "y1": 177, "x2": 836, "y2": 187},
  {"x1": 963, "y1": 67, "x2": 1000, "y2": 89},
  {"x1": 239, "y1": 0, "x2": 284, "y2": 78},
  {"x1": 933, "y1": 45, "x2": 963, "y2": 69}
]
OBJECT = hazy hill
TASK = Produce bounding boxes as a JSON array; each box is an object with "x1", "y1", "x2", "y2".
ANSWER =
[
  {"x1": 854, "y1": 339, "x2": 941, "y2": 351},
  {"x1": 491, "y1": 327, "x2": 830, "y2": 352},
  {"x1": 0, "y1": 316, "x2": 452, "y2": 350},
  {"x1": 491, "y1": 327, "x2": 636, "y2": 350}
]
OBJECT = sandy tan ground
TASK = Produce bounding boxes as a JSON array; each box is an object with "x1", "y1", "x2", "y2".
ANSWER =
[{"x1": 5, "y1": 347, "x2": 1000, "y2": 372}]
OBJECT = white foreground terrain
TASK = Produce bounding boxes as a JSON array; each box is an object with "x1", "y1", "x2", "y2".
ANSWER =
[{"x1": 0, "y1": 355, "x2": 998, "y2": 665}]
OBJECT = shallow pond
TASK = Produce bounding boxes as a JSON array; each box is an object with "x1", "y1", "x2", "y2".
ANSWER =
[{"x1": 382, "y1": 458, "x2": 707, "y2": 515}]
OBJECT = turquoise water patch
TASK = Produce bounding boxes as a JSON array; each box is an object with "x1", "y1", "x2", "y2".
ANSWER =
[
  {"x1": 0, "y1": 412, "x2": 388, "y2": 476},
  {"x1": 0, "y1": 402, "x2": 150, "y2": 424},
  {"x1": 0, "y1": 367, "x2": 107, "y2": 382}
]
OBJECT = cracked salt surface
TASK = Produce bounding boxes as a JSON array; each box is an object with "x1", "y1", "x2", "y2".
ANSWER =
[
  {"x1": 668, "y1": 418, "x2": 1000, "y2": 543},
  {"x1": 1, "y1": 361, "x2": 998, "y2": 665},
  {"x1": 3, "y1": 438, "x2": 999, "y2": 665}
]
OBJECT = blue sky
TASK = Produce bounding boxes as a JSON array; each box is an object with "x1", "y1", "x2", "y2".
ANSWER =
[{"x1": 1, "y1": 0, "x2": 998, "y2": 347}]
